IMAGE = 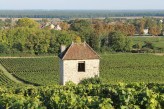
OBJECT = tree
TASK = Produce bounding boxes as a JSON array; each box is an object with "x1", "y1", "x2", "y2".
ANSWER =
[
  {"x1": 50, "y1": 30, "x2": 74, "y2": 54},
  {"x1": 0, "y1": 19, "x2": 5, "y2": 29},
  {"x1": 135, "y1": 18, "x2": 146, "y2": 35},
  {"x1": 89, "y1": 33, "x2": 100, "y2": 51},
  {"x1": 16, "y1": 18, "x2": 39, "y2": 28},
  {"x1": 127, "y1": 24, "x2": 136, "y2": 36},
  {"x1": 124, "y1": 37, "x2": 133, "y2": 51},
  {"x1": 108, "y1": 31, "x2": 132, "y2": 52},
  {"x1": 74, "y1": 36, "x2": 81, "y2": 43},
  {"x1": 149, "y1": 26, "x2": 161, "y2": 36},
  {"x1": 59, "y1": 22, "x2": 69, "y2": 30},
  {"x1": 5, "y1": 18, "x2": 12, "y2": 28},
  {"x1": 70, "y1": 19, "x2": 93, "y2": 41},
  {"x1": 25, "y1": 28, "x2": 51, "y2": 54},
  {"x1": 0, "y1": 43, "x2": 7, "y2": 53},
  {"x1": 145, "y1": 18, "x2": 157, "y2": 28}
]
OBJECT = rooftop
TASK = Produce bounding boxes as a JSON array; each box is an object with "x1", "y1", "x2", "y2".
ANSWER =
[{"x1": 59, "y1": 42, "x2": 100, "y2": 60}]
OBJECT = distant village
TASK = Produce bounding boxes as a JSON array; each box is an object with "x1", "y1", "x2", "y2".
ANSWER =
[{"x1": 0, "y1": 17, "x2": 164, "y2": 36}]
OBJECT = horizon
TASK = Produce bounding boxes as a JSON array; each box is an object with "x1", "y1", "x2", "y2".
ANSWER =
[{"x1": 0, "y1": 9, "x2": 164, "y2": 11}]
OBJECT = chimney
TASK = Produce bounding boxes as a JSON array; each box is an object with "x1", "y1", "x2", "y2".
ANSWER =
[{"x1": 60, "y1": 45, "x2": 66, "y2": 53}]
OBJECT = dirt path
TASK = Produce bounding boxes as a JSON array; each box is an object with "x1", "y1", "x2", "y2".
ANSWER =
[
  {"x1": 0, "y1": 64, "x2": 24, "y2": 84},
  {"x1": 154, "y1": 53, "x2": 164, "y2": 56},
  {"x1": 0, "y1": 56, "x2": 55, "y2": 59}
]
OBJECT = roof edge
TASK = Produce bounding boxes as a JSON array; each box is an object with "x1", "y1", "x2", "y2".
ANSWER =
[
  {"x1": 61, "y1": 43, "x2": 74, "y2": 60},
  {"x1": 84, "y1": 42, "x2": 100, "y2": 59},
  {"x1": 61, "y1": 42, "x2": 100, "y2": 60}
]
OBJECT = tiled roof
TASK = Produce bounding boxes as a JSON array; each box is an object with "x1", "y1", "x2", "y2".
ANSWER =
[{"x1": 59, "y1": 42, "x2": 100, "y2": 60}]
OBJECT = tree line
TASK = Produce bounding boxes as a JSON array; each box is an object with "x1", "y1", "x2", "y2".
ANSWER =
[
  {"x1": 0, "y1": 17, "x2": 163, "y2": 55},
  {"x1": 1, "y1": 10, "x2": 164, "y2": 19}
]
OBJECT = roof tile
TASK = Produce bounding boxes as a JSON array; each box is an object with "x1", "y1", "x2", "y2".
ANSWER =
[{"x1": 59, "y1": 42, "x2": 99, "y2": 60}]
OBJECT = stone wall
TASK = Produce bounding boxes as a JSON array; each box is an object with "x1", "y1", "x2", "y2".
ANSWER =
[
  {"x1": 60, "y1": 59, "x2": 99, "y2": 85},
  {"x1": 59, "y1": 59, "x2": 64, "y2": 85}
]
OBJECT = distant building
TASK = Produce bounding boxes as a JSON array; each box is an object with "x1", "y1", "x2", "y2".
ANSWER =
[
  {"x1": 55, "y1": 24, "x2": 62, "y2": 30},
  {"x1": 50, "y1": 24, "x2": 55, "y2": 29},
  {"x1": 40, "y1": 23, "x2": 62, "y2": 30},
  {"x1": 143, "y1": 29, "x2": 149, "y2": 35},
  {"x1": 160, "y1": 20, "x2": 163, "y2": 23},
  {"x1": 59, "y1": 42, "x2": 100, "y2": 85}
]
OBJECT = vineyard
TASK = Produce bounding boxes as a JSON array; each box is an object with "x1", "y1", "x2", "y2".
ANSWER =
[
  {"x1": 100, "y1": 54, "x2": 164, "y2": 84},
  {"x1": 0, "y1": 70, "x2": 15, "y2": 85},
  {"x1": 0, "y1": 54, "x2": 163, "y2": 108},
  {"x1": 0, "y1": 53, "x2": 163, "y2": 86},
  {"x1": 0, "y1": 57, "x2": 59, "y2": 85},
  {"x1": 0, "y1": 83, "x2": 164, "y2": 108}
]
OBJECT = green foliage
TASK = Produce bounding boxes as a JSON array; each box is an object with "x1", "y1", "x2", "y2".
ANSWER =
[
  {"x1": 108, "y1": 31, "x2": 133, "y2": 52},
  {"x1": 0, "y1": 70, "x2": 15, "y2": 85},
  {"x1": 143, "y1": 41, "x2": 155, "y2": 49},
  {"x1": 100, "y1": 54, "x2": 164, "y2": 84},
  {"x1": 0, "y1": 53, "x2": 163, "y2": 108},
  {"x1": 0, "y1": 53, "x2": 164, "y2": 86},
  {"x1": 65, "y1": 81, "x2": 76, "y2": 86},
  {"x1": 132, "y1": 37, "x2": 164, "y2": 53},
  {"x1": 50, "y1": 30, "x2": 74, "y2": 54},
  {"x1": 0, "y1": 43, "x2": 7, "y2": 53},
  {"x1": 0, "y1": 17, "x2": 164, "y2": 55},
  {"x1": 0, "y1": 83, "x2": 164, "y2": 108},
  {"x1": 55, "y1": 31, "x2": 72, "y2": 46},
  {"x1": 133, "y1": 42, "x2": 143, "y2": 50},
  {"x1": 124, "y1": 37, "x2": 133, "y2": 51},
  {"x1": 70, "y1": 19, "x2": 93, "y2": 41},
  {"x1": 74, "y1": 36, "x2": 81, "y2": 43},
  {"x1": 0, "y1": 19, "x2": 5, "y2": 29},
  {"x1": 0, "y1": 93, "x2": 45, "y2": 109},
  {"x1": 0, "y1": 57, "x2": 59, "y2": 86},
  {"x1": 80, "y1": 77, "x2": 102, "y2": 85},
  {"x1": 0, "y1": 27, "x2": 75, "y2": 55},
  {"x1": 89, "y1": 33, "x2": 100, "y2": 51},
  {"x1": 16, "y1": 18, "x2": 39, "y2": 28}
]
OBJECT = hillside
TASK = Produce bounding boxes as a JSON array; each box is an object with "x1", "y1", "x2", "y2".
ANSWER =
[
  {"x1": 0, "y1": 69, "x2": 16, "y2": 85},
  {"x1": 0, "y1": 57, "x2": 59, "y2": 86}
]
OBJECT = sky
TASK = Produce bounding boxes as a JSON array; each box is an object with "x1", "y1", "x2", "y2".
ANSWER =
[{"x1": 0, "y1": 0, "x2": 164, "y2": 10}]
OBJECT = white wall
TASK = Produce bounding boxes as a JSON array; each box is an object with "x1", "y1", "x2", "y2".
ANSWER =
[{"x1": 60, "y1": 59, "x2": 99, "y2": 85}]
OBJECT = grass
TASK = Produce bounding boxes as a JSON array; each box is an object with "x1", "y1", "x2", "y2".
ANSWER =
[{"x1": 131, "y1": 36, "x2": 164, "y2": 49}]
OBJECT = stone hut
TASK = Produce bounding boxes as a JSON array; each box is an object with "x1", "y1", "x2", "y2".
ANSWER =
[{"x1": 59, "y1": 42, "x2": 100, "y2": 85}]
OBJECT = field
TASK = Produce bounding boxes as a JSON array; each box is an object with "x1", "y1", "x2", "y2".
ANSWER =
[
  {"x1": 0, "y1": 53, "x2": 163, "y2": 108},
  {"x1": 0, "y1": 53, "x2": 163, "y2": 86},
  {"x1": 100, "y1": 54, "x2": 164, "y2": 84},
  {"x1": 0, "y1": 70, "x2": 15, "y2": 85},
  {"x1": 0, "y1": 57, "x2": 59, "y2": 85},
  {"x1": 132, "y1": 36, "x2": 164, "y2": 49}
]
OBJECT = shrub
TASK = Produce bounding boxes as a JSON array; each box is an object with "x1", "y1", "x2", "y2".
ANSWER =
[
  {"x1": 143, "y1": 41, "x2": 155, "y2": 49},
  {"x1": 65, "y1": 81, "x2": 76, "y2": 86},
  {"x1": 79, "y1": 76, "x2": 102, "y2": 85},
  {"x1": 140, "y1": 48, "x2": 154, "y2": 53},
  {"x1": 0, "y1": 43, "x2": 7, "y2": 53}
]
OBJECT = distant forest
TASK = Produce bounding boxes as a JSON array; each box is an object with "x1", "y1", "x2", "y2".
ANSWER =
[{"x1": 0, "y1": 10, "x2": 164, "y2": 19}]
